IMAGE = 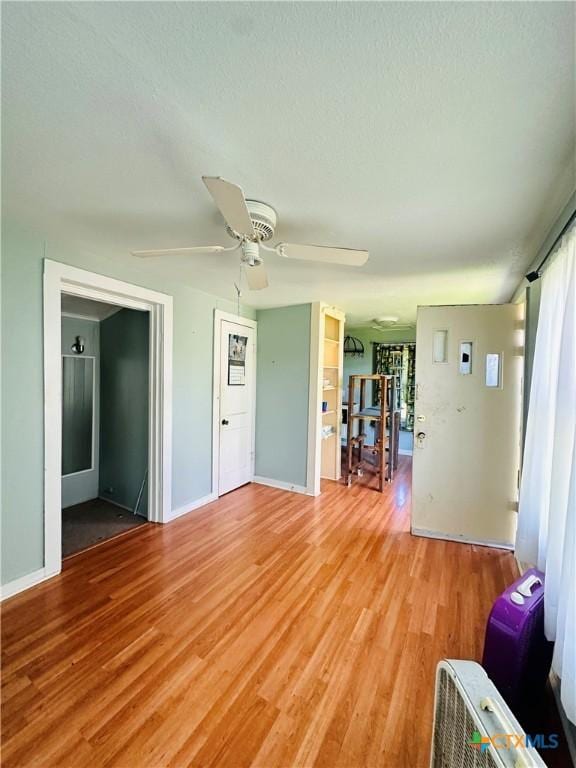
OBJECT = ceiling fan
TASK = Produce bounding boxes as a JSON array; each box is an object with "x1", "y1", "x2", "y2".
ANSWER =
[{"x1": 132, "y1": 176, "x2": 369, "y2": 290}]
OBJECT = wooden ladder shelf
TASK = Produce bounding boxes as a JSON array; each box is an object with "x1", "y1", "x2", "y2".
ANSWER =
[{"x1": 344, "y1": 374, "x2": 400, "y2": 492}]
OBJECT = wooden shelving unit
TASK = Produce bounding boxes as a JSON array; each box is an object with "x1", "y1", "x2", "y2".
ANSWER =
[{"x1": 343, "y1": 374, "x2": 399, "y2": 492}]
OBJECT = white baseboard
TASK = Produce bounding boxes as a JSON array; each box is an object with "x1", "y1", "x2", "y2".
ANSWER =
[
  {"x1": 411, "y1": 527, "x2": 514, "y2": 551},
  {"x1": 253, "y1": 475, "x2": 311, "y2": 495},
  {"x1": 165, "y1": 492, "x2": 217, "y2": 523},
  {"x1": 0, "y1": 567, "x2": 59, "y2": 601}
]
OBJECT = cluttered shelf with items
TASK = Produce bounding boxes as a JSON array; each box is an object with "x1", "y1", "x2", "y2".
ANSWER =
[
  {"x1": 320, "y1": 309, "x2": 345, "y2": 480},
  {"x1": 343, "y1": 374, "x2": 400, "y2": 492}
]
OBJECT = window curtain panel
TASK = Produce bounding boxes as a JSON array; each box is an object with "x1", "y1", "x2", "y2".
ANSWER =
[{"x1": 516, "y1": 226, "x2": 576, "y2": 724}]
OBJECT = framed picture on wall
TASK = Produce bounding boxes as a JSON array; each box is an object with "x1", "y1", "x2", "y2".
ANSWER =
[{"x1": 228, "y1": 334, "x2": 248, "y2": 385}]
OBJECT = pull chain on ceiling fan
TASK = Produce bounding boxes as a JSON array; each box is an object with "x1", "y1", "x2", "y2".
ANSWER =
[{"x1": 132, "y1": 176, "x2": 369, "y2": 291}]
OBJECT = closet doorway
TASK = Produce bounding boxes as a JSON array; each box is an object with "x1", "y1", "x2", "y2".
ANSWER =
[
  {"x1": 61, "y1": 296, "x2": 150, "y2": 557},
  {"x1": 43, "y1": 260, "x2": 173, "y2": 580}
]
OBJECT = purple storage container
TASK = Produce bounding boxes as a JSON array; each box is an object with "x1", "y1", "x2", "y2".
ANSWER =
[{"x1": 482, "y1": 568, "x2": 554, "y2": 716}]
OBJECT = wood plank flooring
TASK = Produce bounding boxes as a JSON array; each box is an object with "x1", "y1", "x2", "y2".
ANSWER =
[{"x1": 1, "y1": 458, "x2": 520, "y2": 767}]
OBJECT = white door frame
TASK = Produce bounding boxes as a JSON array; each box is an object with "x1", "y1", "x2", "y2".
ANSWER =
[
  {"x1": 212, "y1": 310, "x2": 257, "y2": 497},
  {"x1": 43, "y1": 259, "x2": 173, "y2": 578}
]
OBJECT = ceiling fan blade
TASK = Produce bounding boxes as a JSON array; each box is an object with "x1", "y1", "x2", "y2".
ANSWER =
[
  {"x1": 132, "y1": 246, "x2": 225, "y2": 258},
  {"x1": 202, "y1": 176, "x2": 255, "y2": 238},
  {"x1": 244, "y1": 263, "x2": 269, "y2": 290},
  {"x1": 277, "y1": 243, "x2": 369, "y2": 266}
]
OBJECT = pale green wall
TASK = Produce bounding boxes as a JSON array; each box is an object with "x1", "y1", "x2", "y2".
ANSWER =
[
  {"x1": 1, "y1": 220, "x2": 255, "y2": 585},
  {"x1": 99, "y1": 309, "x2": 149, "y2": 515},
  {"x1": 255, "y1": 304, "x2": 311, "y2": 488}
]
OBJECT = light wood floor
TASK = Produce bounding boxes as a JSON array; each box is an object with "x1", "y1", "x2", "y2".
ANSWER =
[{"x1": 2, "y1": 458, "x2": 519, "y2": 768}]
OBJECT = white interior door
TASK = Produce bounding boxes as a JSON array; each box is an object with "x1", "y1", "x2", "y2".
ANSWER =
[
  {"x1": 412, "y1": 304, "x2": 523, "y2": 547},
  {"x1": 217, "y1": 316, "x2": 256, "y2": 496}
]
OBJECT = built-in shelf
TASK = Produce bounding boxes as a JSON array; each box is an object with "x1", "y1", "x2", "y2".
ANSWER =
[{"x1": 319, "y1": 307, "x2": 345, "y2": 482}]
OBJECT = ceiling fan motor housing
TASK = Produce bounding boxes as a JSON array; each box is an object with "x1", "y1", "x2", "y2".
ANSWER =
[{"x1": 227, "y1": 199, "x2": 277, "y2": 242}]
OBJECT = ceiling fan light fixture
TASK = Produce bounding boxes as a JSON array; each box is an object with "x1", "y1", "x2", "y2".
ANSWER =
[{"x1": 242, "y1": 241, "x2": 261, "y2": 267}]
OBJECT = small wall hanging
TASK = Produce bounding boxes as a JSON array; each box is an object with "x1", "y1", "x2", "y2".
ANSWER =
[
  {"x1": 344, "y1": 335, "x2": 365, "y2": 357},
  {"x1": 71, "y1": 335, "x2": 85, "y2": 354}
]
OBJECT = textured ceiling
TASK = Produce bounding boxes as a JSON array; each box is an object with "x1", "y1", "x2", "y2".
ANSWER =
[{"x1": 3, "y1": 2, "x2": 575, "y2": 323}]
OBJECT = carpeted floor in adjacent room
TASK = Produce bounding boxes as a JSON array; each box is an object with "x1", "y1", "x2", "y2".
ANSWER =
[{"x1": 62, "y1": 498, "x2": 148, "y2": 557}]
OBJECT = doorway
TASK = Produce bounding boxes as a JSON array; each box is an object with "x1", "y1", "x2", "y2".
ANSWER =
[
  {"x1": 372, "y1": 342, "x2": 415, "y2": 455},
  {"x1": 61, "y1": 297, "x2": 150, "y2": 556},
  {"x1": 43, "y1": 260, "x2": 173, "y2": 579},
  {"x1": 212, "y1": 311, "x2": 257, "y2": 496}
]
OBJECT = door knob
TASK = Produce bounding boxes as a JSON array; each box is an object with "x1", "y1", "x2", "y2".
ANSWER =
[{"x1": 221, "y1": 419, "x2": 229, "y2": 426}]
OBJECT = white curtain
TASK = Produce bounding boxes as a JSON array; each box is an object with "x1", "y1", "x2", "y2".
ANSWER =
[{"x1": 516, "y1": 225, "x2": 576, "y2": 724}]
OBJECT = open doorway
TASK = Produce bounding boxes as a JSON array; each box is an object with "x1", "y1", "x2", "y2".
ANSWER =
[
  {"x1": 61, "y1": 296, "x2": 150, "y2": 556},
  {"x1": 44, "y1": 259, "x2": 173, "y2": 580},
  {"x1": 341, "y1": 326, "x2": 416, "y2": 489}
]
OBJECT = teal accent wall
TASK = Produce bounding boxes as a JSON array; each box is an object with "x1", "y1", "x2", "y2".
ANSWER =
[
  {"x1": 61, "y1": 316, "x2": 99, "y2": 357},
  {"x1": 99, "y1": 309, "x2": 149, "y2": 515},
  {"x1": 255, "y1": 304, "x2": 311, "y2": 488},
  {"x1": 0, "y1": 220, "x2": 255, "y2": 585}
]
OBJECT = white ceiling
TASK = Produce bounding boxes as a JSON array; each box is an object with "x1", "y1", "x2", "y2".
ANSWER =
[
  {"x1": 61, "y1": 294, "x2": 123, "y2": 321},
  {"x1": 3, "y1": 2, "x2": 575, "y2": 324}
]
